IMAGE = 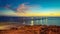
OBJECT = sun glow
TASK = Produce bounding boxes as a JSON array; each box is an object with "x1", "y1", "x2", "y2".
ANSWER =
[{"x1": 15, "y1": 12, "x2": 60, "y2": 17}]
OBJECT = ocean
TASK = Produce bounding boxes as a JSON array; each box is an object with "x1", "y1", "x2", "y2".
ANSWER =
[{"x1": 0, "y1": 16, "x2": 60, "y2": 26}]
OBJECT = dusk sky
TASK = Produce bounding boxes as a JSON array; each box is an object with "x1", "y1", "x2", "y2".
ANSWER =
[{"x1": 0, "y1": 0, "x2": 60, "y2": 16}]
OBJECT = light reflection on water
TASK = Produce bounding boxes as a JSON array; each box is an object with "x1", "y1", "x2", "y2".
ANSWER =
[
  {"x1": 0, "y1": 16, "x2": 60, "y2": 26},
  {"x1": 24, "y1": 17, "x2": 60, "y2": 26}
]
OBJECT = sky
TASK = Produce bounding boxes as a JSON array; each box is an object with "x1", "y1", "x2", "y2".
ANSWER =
[{"x1": 0, "y1": 0, "x2": 60, "y2": 16}]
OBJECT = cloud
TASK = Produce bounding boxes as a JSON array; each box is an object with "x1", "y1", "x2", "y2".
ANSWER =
[
  {"x1": 4, "y1": 4, "x2": 11, "y2": 9},
  {"x1": 17, "y1": 3, "x2": 29, "y2": 13},
  {"x1": 0, "y1": 3, "x2": 43, "y2": 16}
]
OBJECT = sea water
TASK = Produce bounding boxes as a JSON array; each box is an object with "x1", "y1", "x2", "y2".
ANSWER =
[{"x1": 33, "y1": 17, "x2": 60, "y2": 26}]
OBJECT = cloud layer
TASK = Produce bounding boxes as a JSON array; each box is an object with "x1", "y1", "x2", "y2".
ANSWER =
[{"x1": 17, "y1": 3, "x2": 29, "y2": 13}]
